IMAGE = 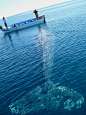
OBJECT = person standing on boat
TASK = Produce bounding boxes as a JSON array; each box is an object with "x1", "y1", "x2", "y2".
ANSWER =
[
  {"x1": 3, "y1": 17, "x2": 8, "y2": 29},
  {"x1": 33, "y1": 9, "x2": 39, "y2": 20}
]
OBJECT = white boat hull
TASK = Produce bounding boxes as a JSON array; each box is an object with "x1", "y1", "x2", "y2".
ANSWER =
[{"x1": 1, "y1": 15, "x2": 45, "y2": 33}]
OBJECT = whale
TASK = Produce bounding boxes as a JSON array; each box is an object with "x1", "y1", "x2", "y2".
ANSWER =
[{"x1": 9, "y1": 80, "x2": 84, "y2": 115}]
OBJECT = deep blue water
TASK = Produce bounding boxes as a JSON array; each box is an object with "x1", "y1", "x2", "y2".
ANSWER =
[{"x1": 0, "y1": 0, "x2": 86, "y2": 115}]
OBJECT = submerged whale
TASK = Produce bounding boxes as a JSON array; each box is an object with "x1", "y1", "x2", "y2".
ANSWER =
[
  {"x1": 9, "y1": 29, "x2": 84, "y2": 115},
  {"x1": 9, "y1": 80, "x2": 84, "y2": 115},
  {"x1": 9, "y1": 81, "x2": 84, "y2": 114}
]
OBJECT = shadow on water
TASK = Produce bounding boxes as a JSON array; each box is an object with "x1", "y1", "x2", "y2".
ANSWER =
[
  {"x1": 4, "y1": 30, "x2": 19, "y2": 48},
  {"x1": 15, "y1": 30, "x2": 19, "y2": 36},
  {"x1": 8, "y1": 27, "x2": 85, "y2": 115},
  {"x1": 8, "y1": 33, "x2": 14, "y2": 47}
]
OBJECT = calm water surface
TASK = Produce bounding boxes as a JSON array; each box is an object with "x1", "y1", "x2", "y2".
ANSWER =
[{"x1": 0, "y1": 0, "x2": 86, "y2": 115}]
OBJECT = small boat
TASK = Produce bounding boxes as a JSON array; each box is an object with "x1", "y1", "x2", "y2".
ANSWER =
[{"x1": 0, "y1": 15, "x2": 45, "y2": 33}]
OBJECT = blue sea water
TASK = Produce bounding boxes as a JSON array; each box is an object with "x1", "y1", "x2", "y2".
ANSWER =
[{"x1": 0, "y1": 0, "x2": 86, "y2": 115}]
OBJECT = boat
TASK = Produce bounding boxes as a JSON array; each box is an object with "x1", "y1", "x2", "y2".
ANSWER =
[{"x1": 0, "y1": 15, "x2": 45, "y2": 33}]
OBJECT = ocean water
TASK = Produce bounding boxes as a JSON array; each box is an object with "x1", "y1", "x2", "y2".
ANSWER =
[{"x1": 0, "y1": 0, "x2": 86, "y2": 115}]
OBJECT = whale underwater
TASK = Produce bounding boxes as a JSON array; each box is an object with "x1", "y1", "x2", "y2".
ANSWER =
[
  {"x1": 9, "y1": 29, "x2": 84, "y2": 115},
  {"x1": 9, "y1": 80, "x2": 84, "y2": 115}
]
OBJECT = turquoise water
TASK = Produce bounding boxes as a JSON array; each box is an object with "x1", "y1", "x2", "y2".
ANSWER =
[{"x1": 0, "y1": 0, "x2": 86, "y2": 115}]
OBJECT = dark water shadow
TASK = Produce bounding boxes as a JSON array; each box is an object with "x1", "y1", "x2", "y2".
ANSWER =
[
  {"x1": 5, "y1": 30, "x2": 19, "y2": 49},
  {"x1": 7, "y1": 33, "x2": 14, "y2": 48}
]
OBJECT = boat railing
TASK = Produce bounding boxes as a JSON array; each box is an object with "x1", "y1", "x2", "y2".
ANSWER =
[
  {"x1": 9, "y1": 15, "x2": 45, "y2": 28},
  {"x1": 19, "y1": 21, "x2": 26, "y2": 24}
]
